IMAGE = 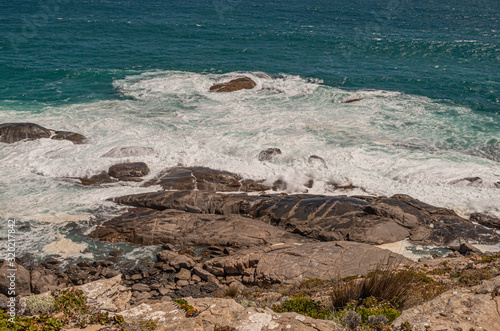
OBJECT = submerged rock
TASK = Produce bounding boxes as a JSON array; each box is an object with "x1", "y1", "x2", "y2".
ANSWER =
[
  {"x1": 0, "y1": 122, "x2": 86, "y2": 144},
  {"x1": 108, "y1": 162, "x2": 150, "y2": 180},
  {"x1": 101, "y1": 146, "x2": 155, "y2": 158},
  {"x1": 209, "y1": 77, "x2": 257, "y2": 93},
  {"x1": 79, "y1": 171, "x2": 118, "y2": 186},
  {"x1": 144, "y1": 166, "x2": 269, "y2": 192},
  {"x1": 258, "y1": 147, "x2": 282, "y2": 161}
]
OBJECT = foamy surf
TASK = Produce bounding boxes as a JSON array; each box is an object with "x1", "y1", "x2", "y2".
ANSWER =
[{"x1": 1, "y1": 70, "x2": 499, "y2": 261}]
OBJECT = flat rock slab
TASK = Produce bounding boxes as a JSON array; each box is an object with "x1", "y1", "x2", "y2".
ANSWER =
[
  {"x1": 118, "y1": 297, "x2": 345, "y2": 331},
  {"x1": 393, "y1": 276, "x2": 500, "y2": 330},
  {"x1": 111, "y1": 191, "x2": 500, "y2": 246},
  {"x1": 204, "y1": 241, "x2": 412, "y2": 285},
  {"x1": 0, "y1": 122, "x2": 86, "y2": 144},
  {"x1": 144, "y1": 166, "x2": 270, "y2": 192},
  {"x1": 89, "y1": 207, "x2": 312, "y2": 247}
]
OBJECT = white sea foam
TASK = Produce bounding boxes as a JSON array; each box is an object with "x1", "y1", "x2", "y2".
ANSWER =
[{"x1": 1, "y1": 70, "x2": 499, "y2": 230}]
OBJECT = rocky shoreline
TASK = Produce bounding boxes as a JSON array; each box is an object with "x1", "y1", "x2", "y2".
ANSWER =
[{"x1": 2, "y1": 118, "x2": 500, "y2": 330}]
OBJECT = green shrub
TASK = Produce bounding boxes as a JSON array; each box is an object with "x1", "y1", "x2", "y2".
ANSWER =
[
  {"x1": 174, "y1": 298, "x2": 198, "y2": 317},
  {"x1": 270, "y1": 294, "x2": 331, "y2": 319}
]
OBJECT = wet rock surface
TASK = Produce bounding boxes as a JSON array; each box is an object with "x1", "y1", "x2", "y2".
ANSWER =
[
  {"x1": 209, "y1": 77, "x2": 257, "y2": 93},
  {"x1": 143, "y1": 166, "x2": 270, "y2": 192},
  {"x1": 88, "y1": 207, "x2": 311, "y2": 247},
  {"x1": 107, "y1": 190, "x2": 500, "y2": 246},
  {"x1": 0, "y1": 122, "x2": 86, "y2": 144},
  {"x1": 108, "y1": 162, "x2": 150, "y2": 180}
]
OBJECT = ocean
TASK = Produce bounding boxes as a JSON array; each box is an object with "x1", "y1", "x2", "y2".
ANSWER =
[{"x1": 0, "y1": 0, "x2": 499, "y2": 262}]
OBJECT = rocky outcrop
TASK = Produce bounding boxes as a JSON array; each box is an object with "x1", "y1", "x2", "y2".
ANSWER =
[
  {"x1": 89, "y1": 207, "x2": 312, "y2": 247},
  {"x1": 143, "y1": 166, "x2": 270, "y2": 192},
  {"x1": 0, "y1": 123, "x2": 86, "y2": 144},
  {"x1": 470, "y1": 212, "x2": 500, "y2": 229},
  {"x1": 77, "y1": 274, "x2": 131, "y2": 312},
  {"x1": 108, "y1": 162, "x2": 150, "y2": 181},
  {"x1": 79, "y1": 171, "x2": 118, "y2": 185},
  {"x1": 109, "y1": 190, "x2": 500, "y2": 246},
  {"x1": 204, "y1": 241, "x2": 411, "y2": 285},
  {"x1": 209, "y1": 77, "x2": 257, "y2": 93},
  {"x1": 118, "y1": 297, "x2": 345, "y2": 331},
  {"x1": 393, "y1": 275, "x2": 500, "y2": 330}
]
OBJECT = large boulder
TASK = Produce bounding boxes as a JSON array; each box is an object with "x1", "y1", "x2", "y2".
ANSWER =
[
  {"x1": 110, "y1": 191, "x2": 500, "y2": 246},
  {"x1": 0, "y1": 123, "x2": 86, "y2": 144},
  {"x1": 108, "y1": 162, "x2": 150, "y2": 181},
  {"x1": 144, "y1": 166, "x2": 269, "y2": 192},
  {"x1": 204, "y1": 241, "x2": 411, "y2": 285},
  {"x1": 209, "y1": 77, "x2": 257, "y2": 93},
  {"x1": 118, "y1": 297, "x2": 345, "y2": 331},
  {"x1": 89, "y1": 207, "x2": 311, "y2": 247},
  {"x1": 393, "y1": 275, "x2": 500, "y2": 330},
  {"x1": 76, "y1": 274, "x2": 131, "y2": 312},
  {"x1": 0, "y1": 123, "x2": 51, "y2": 143},
  {"x1": 0, "y1": 261, "x2": 31, "y2": 296}
]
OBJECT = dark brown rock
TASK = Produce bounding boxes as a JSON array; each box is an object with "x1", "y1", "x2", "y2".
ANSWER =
[
  {"x1": 470, "y1": 213, "x2": 500, "y2": 229},
  {"x1": 258, "y1": 148, "x2": 282, "y2": 161},
  {"x1": 89, "y1": 207, "x2": 309, "y2": 247},
  {"x1": 108, "y1": 190, "x2": 500, "y2": 247},
  {"x1": 209, "y1": 77, "x2": 256, "y2": 93},
  {"x1": 30, "y1": 267, "x2": 62, "y2": 294},
  {"x1": 0, "y1": 123, "x2": 51, "y2": 143},
  {"x1": 343, "y1": 98, "x2": 362, "y2": 103},
  {"x1": 51, "y1": 131, "x2": 87, "y2": 144},
  {"x1": 108, "y1": 162, "x2": 150, "y2": 180},
  {"x1": 144, "y1": 166, "x2": 269, "y2": 192},
  {"x1": 79, "y1": 171, "x2": 118, "y2": 186},
  {"x1": 449, "y1": 177, "x2": 483, "y2": 186}
]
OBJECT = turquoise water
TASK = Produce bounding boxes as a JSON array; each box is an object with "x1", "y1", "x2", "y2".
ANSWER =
[{"x1": 0, "y1": 0, "x2": 499, "y2": 260}]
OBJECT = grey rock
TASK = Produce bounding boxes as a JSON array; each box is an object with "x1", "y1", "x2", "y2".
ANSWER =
[
  {"x1": 258, "y1": 148, "x2": 282, "y2": 161},
  {"x1": 101, "y1": 146, "x2": 155, "y2": 158},
  {"x1": 0, "y1": 123, "x2": 51, "y2": 143}
]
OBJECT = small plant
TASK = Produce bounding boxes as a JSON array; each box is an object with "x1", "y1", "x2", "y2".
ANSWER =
[
  {"x1": 270, "y1": 294, "x2": 331, "y2": 319},
  {"x1": 224, "y1": 284, "x2": 240, "y2": 298},
  {"x1": 458, "y1": 268, "x2": 495, "y2": 286},
  {"x1": 174, "y1": 298, "x2": 199, "y2": 317},
  {"x1": 400, "y1": 321, "x2": 413, "y2": 331},
  {"x1": 342, "y1": 310, "x2": 361, "y2": 329},
  {"x1": 52, "y1": 288, "x2": 89, "y2": 321},
  {"x1": 24, "y1": 295, "x2": 56, "y2": 315}
]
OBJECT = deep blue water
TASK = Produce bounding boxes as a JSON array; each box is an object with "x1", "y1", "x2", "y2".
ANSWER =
[{"x1": 0, "y1": 0, "x2": 498, "y2": 111}]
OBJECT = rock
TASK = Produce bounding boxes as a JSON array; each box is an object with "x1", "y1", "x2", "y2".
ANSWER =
[
  {"x1": 89, "y1": 207, "x2": 310, "y2": 247},
  {"x1": 132, "y1": 283, "x2": 150, "y2": 292},
  {"x1": 169, "y1": 255, "x2": 196, "y2": 271},
  {"x1": 176, "y1": 280, "x2": 189, "y2": 287},
  {"x1": 258, "y1": 148, "x2": 282, "y2": 161},
  {"x1": 157, "y1": 250, "x2": 178, "y2": 263},
  {"x1": 76, "y1": 275, "x2": 131, "y2": 312},
  {"x1": 171, "y1": 282, "x2": 219, "y2": 299},
  {"x1": 308, "y1": 154, "x2": 326, "y2": 165},
  {"x1": 175, "y1": 269, "x2": 192, "y2": 281},
  {"x1": 101, "y1": 146, "x2": 155, "y2": 158},
  {"x1": 79, "y1": 171, "x2": 118, "y2": 186},
  {"x1": 108, "y1": 162, "x2": 150, "y2": 180},
  {"x1": 51, "y1": 131, "x2": 87, "y2": 144},
  {"x1": 0, "y1": 261, "x2": 31, "y2": 296},
  {"x1": 30, "y1": 268, "x2": 61, "y2": 294},
  {"x1": 0, "y1": 123, "x2": 85, "y2": 144},
  {"x1": 204, "y1": 241, "x2": 411, "y2": 285},
  {"x1": 343, "y1": 98, "x2": 362, "y2": 103},
  {"x1": 449, "y1": 177, "x2": 483, "y2": 186},
  {"x1": 144, "y1": 166, "x2": 268, "y2": 192},
  {"x1": 0, "y1": 123, "x2": 51, "y2": 143},
  {"x1": 470, "y1": 212, "x2": 500, "y2": 229},
  {"x1": 209, "y1": 77, "x2": 257, "y2": 93},
  {"x1": 272, "y1": 179, "x2": 288, "y2": 191},
  {"x1": 393, "y1": 276, "x2": 500, "y2": 330},
  {"x1": 118, "y1": 297, "x2": 345, "y2": 330},
  {"x1": 109, "y1": 249, "x2": 123, "y2": 257},
  {"x1": 192, "y1": 266, "x2": 218, "y2": 283},
  {"x1": 457, "y1": 242, "x2": 482, "y2": 255},
  {"x1": 108, "y1": 190, "x2": 500, "y2": 246}
]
